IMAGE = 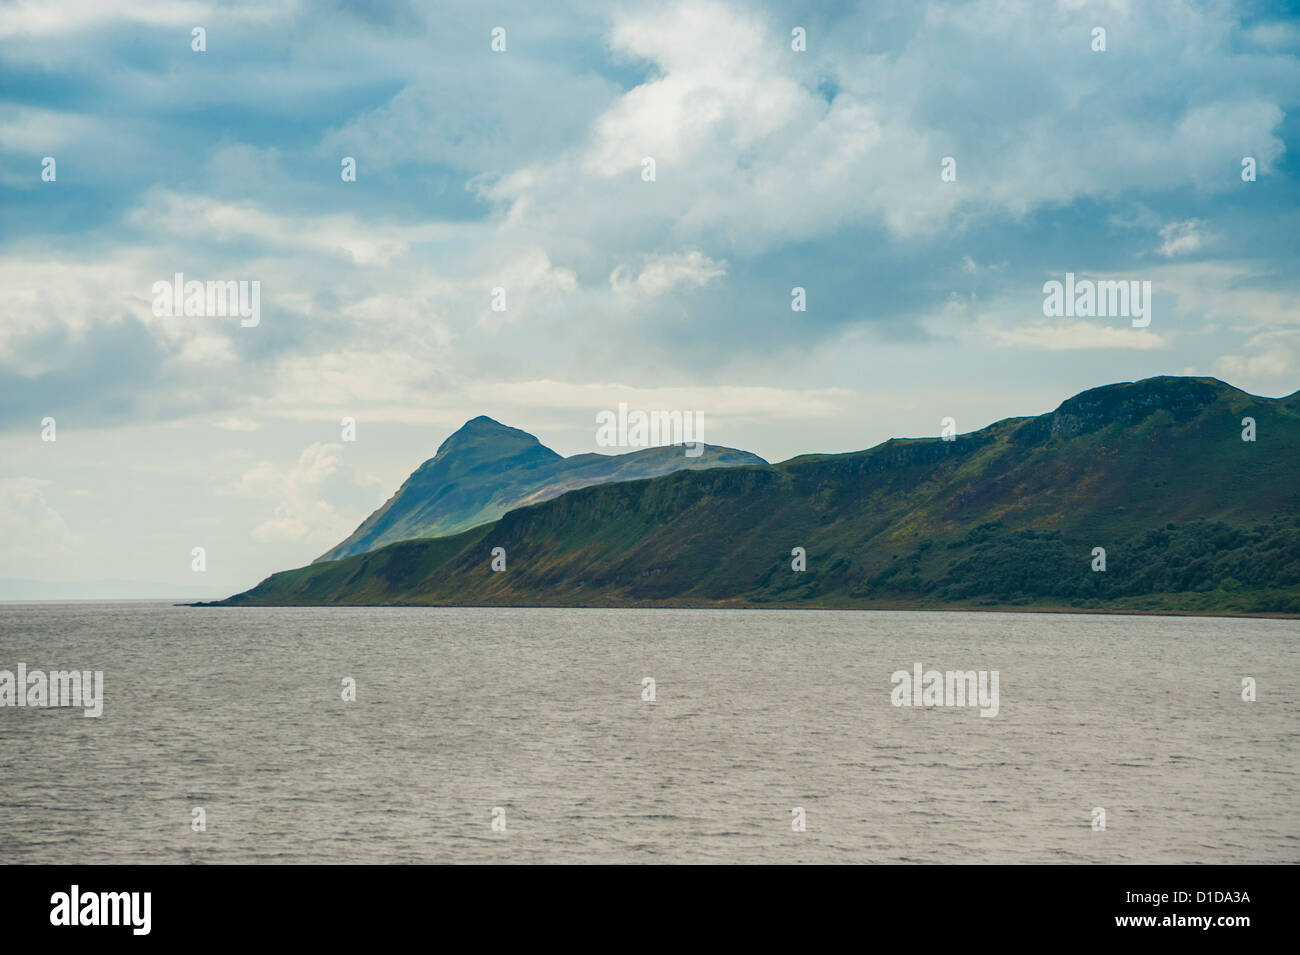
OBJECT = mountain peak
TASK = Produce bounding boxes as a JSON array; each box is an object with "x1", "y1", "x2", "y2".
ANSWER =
[
  {"x1": 311, "y1": 414, "x2": 763, "y2": 563},
  {"x1": 434, "y1": 416, "x2": 556, "y2": 460}
]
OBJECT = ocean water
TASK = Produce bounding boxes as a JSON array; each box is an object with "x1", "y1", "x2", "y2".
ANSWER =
[{"x1": 0, "y1": 603, "x2": 1295, "y2": 864}]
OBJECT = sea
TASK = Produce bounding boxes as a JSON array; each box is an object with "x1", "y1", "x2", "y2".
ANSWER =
[{"x1": 1, "y1": 603, "x2": 1295, "y2": 864}]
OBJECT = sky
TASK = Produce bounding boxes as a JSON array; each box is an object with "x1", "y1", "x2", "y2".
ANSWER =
[{"x1": 1, "y1": 0, "x2": 1298, "y2": 597}]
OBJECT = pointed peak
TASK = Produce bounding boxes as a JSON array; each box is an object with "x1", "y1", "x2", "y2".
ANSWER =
[
  {"x1": 432, "y1": 416, "x2": 559, "y2": 461},
  {"x1": 456, "y1": 415, "x2": 514, "y2": 434}
]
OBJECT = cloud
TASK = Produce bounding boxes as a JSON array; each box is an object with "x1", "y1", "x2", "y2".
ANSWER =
[
  {"x1": 214, "y1": 417, "x2": 262, "y2": 432},
  {"x1": 610, "y1": 251, "x2": 727, "y2": 299},
  {"x1": 1157, "y1": 220, "x2": 1206, "y2": 258},
  {"x1": 128, "y1": 189, "x2": 449, "y2": 267},
  {"x1": 983, "y1": 319, "x2": 1170, "y2": 351},
  {"x1": 0, "y1": 477, "x2": 77, "y2": 576},
  {"x1": 1146, "y1": 262, "x2": 1299, "y2": 331},
  {"x1": 0, "y1": 106, "x2": 106, "y2": 162},
  {"x1": 0, "y1": 0, "x2": 283, "y2": 38},
  {"x1": 462, "y1": 379, "x2": 855, "y2": 422},
  {"x1": 1217, "y1": 330, "x2": 1300, "y2": 380},
  {"x1": 319, "y1": 54, "x2": 618, "y2": 177},
  {"x1": 582, "y1": 2, "x2": 803, "y2": 178},
  {"x1": 475, "y1": 249, "x2": 578, "y2": 326},
  {"x1": 481, "y1": 0, "x2": 1292, "y2": 257},
  {"x1": 233, "y1": 442, "x2": 381, "y2": 545}
]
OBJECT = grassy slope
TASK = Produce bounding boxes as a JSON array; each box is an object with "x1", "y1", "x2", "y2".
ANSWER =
[
  {"x1": 214, "y1": 377, "x2": 1300, "y2": 615},
  {"x1": 314, "y1": 415, "x2": 765, "y2": 563}
]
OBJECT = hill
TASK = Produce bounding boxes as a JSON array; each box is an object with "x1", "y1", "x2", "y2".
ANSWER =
[
  {"x1": 211, "y1": 378, "x2": 1300, "y2": 615},
  {"x1": 313, "y1": 415, "x2": 766, "y2": 562}
]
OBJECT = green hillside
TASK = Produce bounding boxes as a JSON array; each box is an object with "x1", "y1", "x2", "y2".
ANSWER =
[
  {"x1": 313, "y1": 415, "x2": 766, "y2": 562},
  {"x1": 211, "y1": 377, "x2": 1300, "y2": 615}
]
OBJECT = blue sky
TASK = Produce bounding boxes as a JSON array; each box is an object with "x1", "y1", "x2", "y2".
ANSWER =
[{"x1": 1, "y1": 0, "x2": 1298, "y2": 596}]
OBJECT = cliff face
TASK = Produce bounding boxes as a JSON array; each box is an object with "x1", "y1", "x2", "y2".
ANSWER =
[{"x1": 220, "y1": 377, "x2": 1300, "y2": 615}]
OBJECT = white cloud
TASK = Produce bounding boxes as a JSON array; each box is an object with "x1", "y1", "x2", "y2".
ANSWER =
[
  {"x1": 232, "y1": 443, "x2": 380, "y2": 545},
  {"x1": 462, "y1": 379, "x2": 855, "y2": 422},
  {"x1": 214, "y1": 417, "x2": 262, "y2": 432},
  {"x1": 0, "y1": 478, "x2": 77, "y2": 576},
  {"x1": 1217, "y1": 330, "x2": 1300, "y2": 380},
  {"x1": 0, "y1": 0, "x2": 284, "y2": 38},
  {"x1": 1146, "y1": 262, "x2": 1299, "y2": 331},
  {"x1": 0, "y1": 106, "x2": 104, "y2": 160},
  {"x1": 610, "y1": 251, "x2": 726, "y2": 299},
  {"x1": 475, "y1": 249, "x2": 578, "y2": 326},
  {"x1": 129, "y1": 189, "x2": 452, "y2": 267},
  {"x1": 479, "y1": 0, "x2": 1289, "y2": 256},
  {"x1": 983, "y1": 319, "x2": 1170, "y2": 351},
  {"x1": 1157, "y1": 220, "x2": 1206, "y2": 258},
  {"x1": 582, "y1": 3, "x2": 802, "y2": 178},
  {"x1": 256, "y1": 350, "x2": 452, "y2": 422}
]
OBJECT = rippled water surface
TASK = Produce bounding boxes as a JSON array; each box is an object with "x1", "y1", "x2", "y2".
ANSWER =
[{"x1": 1, "y1": 603, "x2": 1295, "y2": 863}]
